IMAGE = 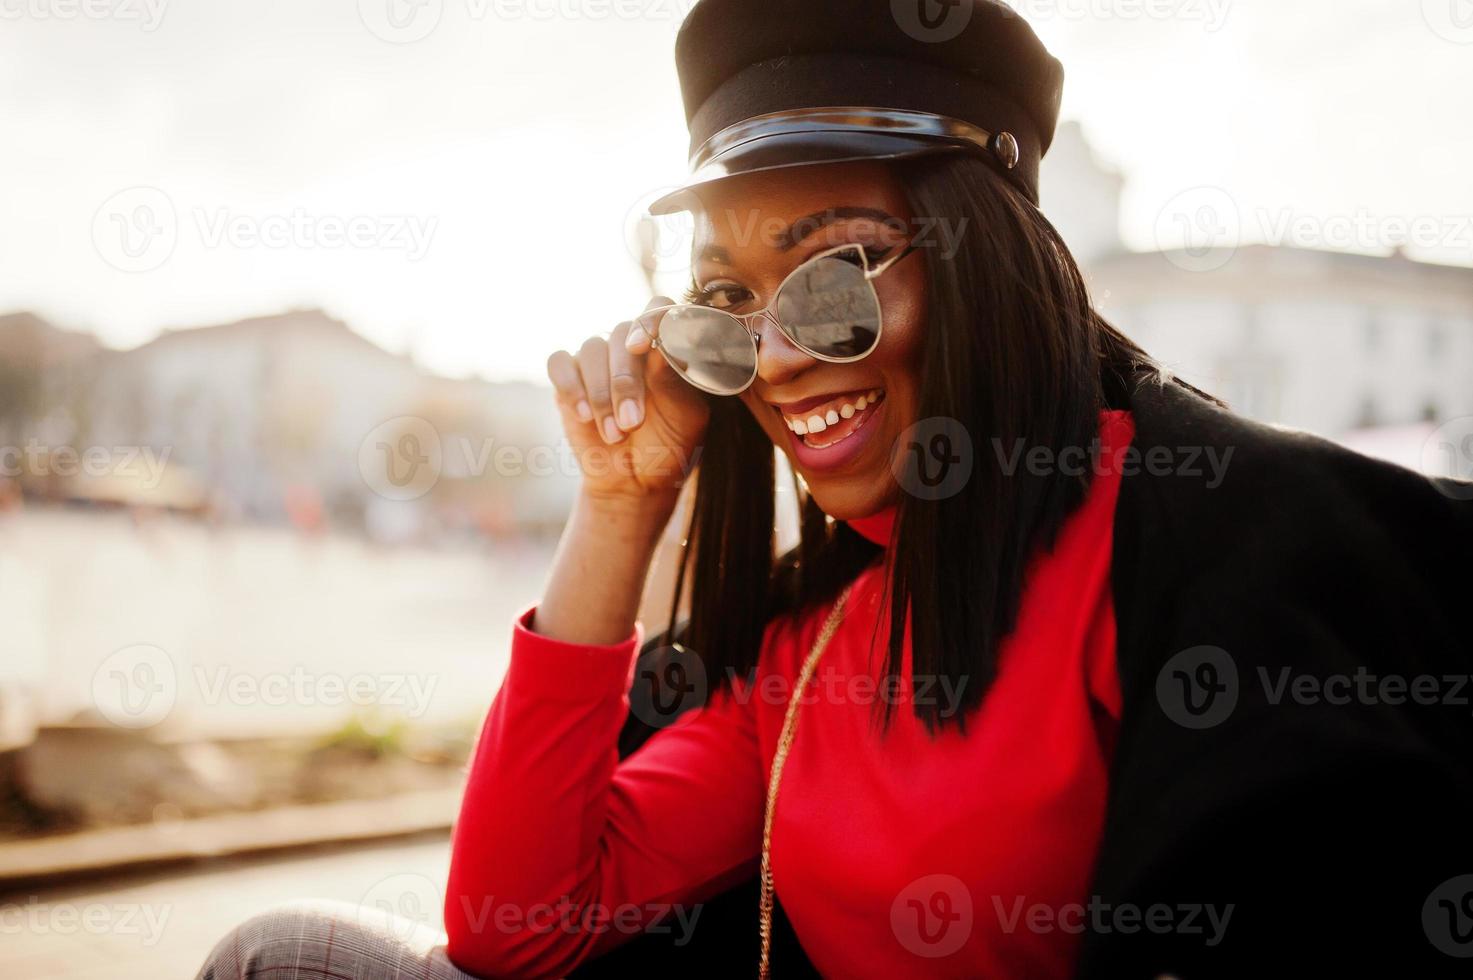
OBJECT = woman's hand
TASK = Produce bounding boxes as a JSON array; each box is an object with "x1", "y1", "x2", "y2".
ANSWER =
[
  {"x1": 546, "y1": 296, "x2": 710, "y2": 513},
  {"x1": 533, "y1": 298, "x2": 710, "y2": 645}
]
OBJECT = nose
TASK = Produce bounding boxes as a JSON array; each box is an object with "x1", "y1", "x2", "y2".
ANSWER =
[{"x1": 747, "y1": 310, "x2": 816, "y2": 388}]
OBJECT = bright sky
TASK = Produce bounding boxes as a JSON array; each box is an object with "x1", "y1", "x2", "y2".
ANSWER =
[{"x1": 3, "y1": 0, "x2": 1470, "y2": 382}]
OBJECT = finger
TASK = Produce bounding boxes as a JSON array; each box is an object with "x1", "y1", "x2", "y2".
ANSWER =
[
  {"x1": 607, "y1": 321, "x2": 646, "y2": 432},
  {"x1": 546, "y1": 349, "x2": 592, "y2": 423},
  {"x1": 625, "y1": 295, "x2": 675, "y2": 355},
  {"x1": 624, "y1": 319, "x2": 652, "y2": 355},
  {"x1": 576, "y1": 336, "x2": 623, "y2": 444}
]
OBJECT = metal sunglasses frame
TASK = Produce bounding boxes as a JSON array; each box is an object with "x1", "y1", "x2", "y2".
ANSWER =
[{"x1": 635, "y1": 240, "x2": 919, "y2": 396}]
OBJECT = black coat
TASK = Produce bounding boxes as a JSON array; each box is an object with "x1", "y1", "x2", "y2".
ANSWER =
[{"x1": 578, "y1": 378, "x2": 1473, "y2": 978}]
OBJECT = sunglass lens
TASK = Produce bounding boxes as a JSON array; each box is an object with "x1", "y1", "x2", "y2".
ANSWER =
[
  {"x1": 774, "y1": 252, "x2": 880, "y2": 359},
  {"x1": 642, "y1": 306, "x2": 756, "y2": 395}
]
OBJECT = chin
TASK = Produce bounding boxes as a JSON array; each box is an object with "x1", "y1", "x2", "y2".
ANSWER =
[{"x1": 800, "y1": 475, "x2": 895, "y2": 523}]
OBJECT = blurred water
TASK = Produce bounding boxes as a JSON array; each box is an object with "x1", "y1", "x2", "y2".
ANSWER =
[{"x1": 0, "y1": 509, "x2": 558, "y2": 738}]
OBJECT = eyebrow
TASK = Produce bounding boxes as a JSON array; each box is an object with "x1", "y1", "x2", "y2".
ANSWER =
[
  {"x1": 696, "y1": 206, "x2": 902, "y2": 266},
  {"x1": 775, "y1": 207, "x2": 903, "y2": 251}
]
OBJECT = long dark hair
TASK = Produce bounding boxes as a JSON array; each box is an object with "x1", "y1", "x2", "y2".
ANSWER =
[{"x1": 664, "y1": 151, "x2": 1174, "y2": 734}]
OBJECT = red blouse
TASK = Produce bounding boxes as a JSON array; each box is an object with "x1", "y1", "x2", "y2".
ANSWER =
[{"x1": 446, "y1": 410, "x2": 1135, "y2": 978}]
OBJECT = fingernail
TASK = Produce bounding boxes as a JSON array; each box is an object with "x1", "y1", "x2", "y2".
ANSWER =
[
  {"x1": 624, "y1": 325, "x2": 645, "y2": 351},
  {"x1": 602, "y1": 416, "x2": 623, "y2": 443},
  {"x1": 576, "y1": 400, "x2": 593, "y2": 422},
  {"x1": 618, "y1": 399, "x2": 642, "y2": 429}
]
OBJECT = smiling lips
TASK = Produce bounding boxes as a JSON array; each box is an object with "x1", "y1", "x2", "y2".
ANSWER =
[{"x1": 775, "y1": 388, "x2": 885, "y2": 449}]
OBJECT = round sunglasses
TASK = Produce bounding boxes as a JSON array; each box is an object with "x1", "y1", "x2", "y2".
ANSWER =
[{"x1": 633, "y1": 241, "x2": 919, "y2": 396}]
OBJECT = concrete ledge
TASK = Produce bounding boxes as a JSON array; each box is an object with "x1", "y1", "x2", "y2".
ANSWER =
[{"x1": 0, "y1": 787, "x2": 459, "y2": 888}]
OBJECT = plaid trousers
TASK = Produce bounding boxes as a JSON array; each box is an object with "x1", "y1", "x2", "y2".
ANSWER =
[{"x1": 195, "y1": 900, "x2": 481, "y2": 980}]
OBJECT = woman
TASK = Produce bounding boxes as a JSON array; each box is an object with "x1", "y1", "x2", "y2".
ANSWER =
[{"x1": 200, "y1": 1, "x2": 1473, "y2": 977}]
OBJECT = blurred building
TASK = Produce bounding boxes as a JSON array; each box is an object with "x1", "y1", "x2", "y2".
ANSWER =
[
  {"x1": 1040, "y1": 121, "x2": 1128, "y2": 269},
  {"x1": 0, "y1": 309, "x2": 578, "y2": 539},
  {"x1": 1041, "y1": 123, "x2": 1473, "y2": 448},
  {"x1": 1090, "y1": 246, "x2": 1473, "y2": 436},
  {"x1": 0, "y1": 312, "x2": 103, "y2": 446},
  {"x1": 82, "y1": 310, "x2": 425, "y2": 522}
]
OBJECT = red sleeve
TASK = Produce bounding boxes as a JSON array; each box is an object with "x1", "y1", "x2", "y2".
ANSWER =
[{"x1": 444, "y1": 606, "x2": 763, "y2": 979}]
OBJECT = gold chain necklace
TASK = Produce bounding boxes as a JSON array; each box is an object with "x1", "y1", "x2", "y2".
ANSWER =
[{"x1": 758, "y1": 584, "x2": 852, "y2": 980}]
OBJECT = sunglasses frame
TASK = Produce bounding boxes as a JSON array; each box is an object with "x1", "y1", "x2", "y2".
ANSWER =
[{"x1": 636, "y1": 240, "x2": 919, "y2": 396}]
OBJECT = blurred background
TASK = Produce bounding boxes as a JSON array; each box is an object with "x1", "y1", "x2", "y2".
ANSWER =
[{"x1": 2, "y1": 1, "x2": 1471, "y2": 977}]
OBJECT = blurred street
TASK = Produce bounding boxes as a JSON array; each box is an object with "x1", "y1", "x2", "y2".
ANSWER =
[{"x1": 1, "y1": 833, "x2": 454, "y2": 980}]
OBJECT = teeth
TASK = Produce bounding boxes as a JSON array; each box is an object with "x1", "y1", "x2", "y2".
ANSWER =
[{"x1": 780, "y1": 388, "x2": 885, "y2": 436}]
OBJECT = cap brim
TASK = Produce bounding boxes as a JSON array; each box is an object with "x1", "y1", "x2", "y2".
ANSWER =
[{"x1": 647, "y1": 131, "x2": 973, "y2": 215}]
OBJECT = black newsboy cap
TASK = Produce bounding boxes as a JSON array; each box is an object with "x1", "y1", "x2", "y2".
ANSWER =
[{"x1": 648, "y1": 0, "x2": 1065, "y2": 214}]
